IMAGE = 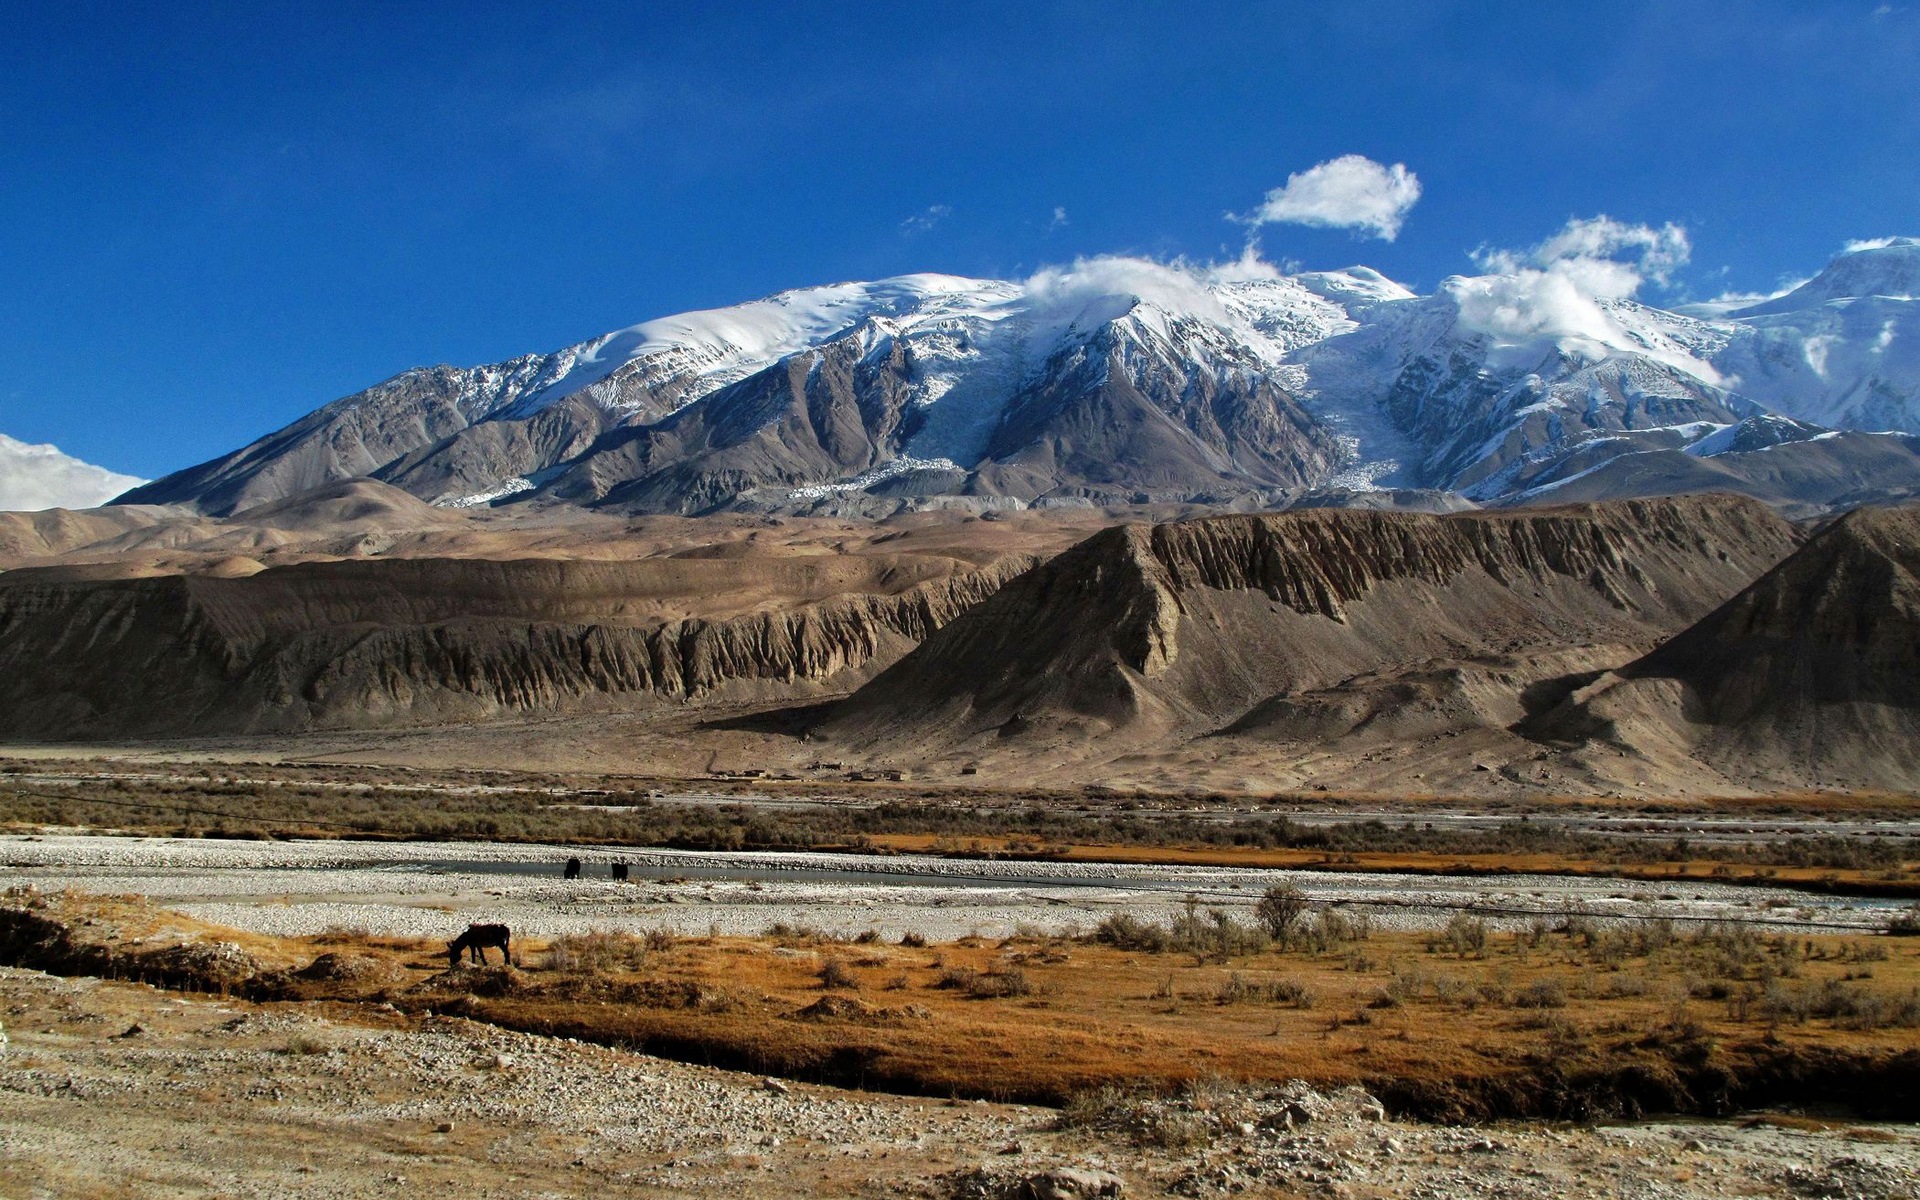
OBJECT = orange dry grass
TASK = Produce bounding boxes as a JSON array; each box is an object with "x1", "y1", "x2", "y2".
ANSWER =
[
  {"x1": 856, "y1": 833, "x2": 1920, "y2": 896},
  {"x1": 16, "y1": 889, "x2": 1920, "y2": 1116},
  {"x1": 324, "y1": 925, "x2": 1920, "y2": 1112}
]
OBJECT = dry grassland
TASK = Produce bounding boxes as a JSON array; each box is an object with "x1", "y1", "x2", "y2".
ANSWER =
[
  {"x1": 10, "y1": 889, "x2": 1917, "y2": 1123},
  {"x1": 397, "y1": 924, "x2": 1920, "y2": 1120},
  {"x1": 863, "y1": 833, "x2": 1920, "y2": 898}
]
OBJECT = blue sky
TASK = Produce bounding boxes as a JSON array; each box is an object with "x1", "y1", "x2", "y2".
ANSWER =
[{"x1": 2, "y1": 1, "x2": 1916, "y2": 479}]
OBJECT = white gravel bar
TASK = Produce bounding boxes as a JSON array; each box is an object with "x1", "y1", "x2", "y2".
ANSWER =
[{"x1": 1, "y1": 834, "x2": 1903, "y2": 942}]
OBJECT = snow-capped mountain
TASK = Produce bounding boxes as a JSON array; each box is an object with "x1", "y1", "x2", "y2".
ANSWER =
[
  {"x1": 119, "y1": 240, "x2": 1920, "y2": 518},
  {"x1": 1707, "y1": 237, "x2": 1920, "y2": 433},
  {"x1": 0, "y1": 434, "x2": 146, "y2": 512}
]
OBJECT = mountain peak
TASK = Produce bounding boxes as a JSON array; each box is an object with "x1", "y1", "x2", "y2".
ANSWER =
[
  {"x1": 1735, "y1": 236, "x2": 1920, "y2": 316},
  {"x1": 112, "y1": 241, "x2": 1920, "y2": 519}
]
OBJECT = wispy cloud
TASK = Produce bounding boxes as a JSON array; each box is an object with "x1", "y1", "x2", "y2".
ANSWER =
[
  {"x1": 899, "y1": 204, "x2": 952, "y2": 235},
  {"x1": 1844, "y1": 235, "x2": 1916, "y2": 252},
  {"x1": 1449, "y1": 215, "x2": 1716, "y2": 379},
  {"x1": 1239, "y1": 154, "x2": 1422, "y2": 241},
  {"x1": 1473, "y1": 214, "x2": 1693, "y2": 295},
  {"x1": 1047, "y1": 206, "x2": 1069, "y2": 232}
]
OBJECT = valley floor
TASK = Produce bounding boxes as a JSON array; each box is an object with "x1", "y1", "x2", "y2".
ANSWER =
[
  {"x1": 4, "y1": 759, "x2": 1919, "y2": 1194},
  {"x1": 3, "y1": 951, "x2": 1919, "y2": 1198}
]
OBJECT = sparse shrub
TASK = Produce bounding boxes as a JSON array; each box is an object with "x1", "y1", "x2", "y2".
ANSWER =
[
  {"x1": 899, "y1": 931, "x2": 927, "y2": 948},
  {"x1": 1215, "y1": 972, "x2": 1315, "y2": 1008},
  {"x1": 1058, "y1": 1084, "x2": 1131, "y2": 1131},
  {"x1": 1093, "y1": 913, "x2": 1171, "y2": 953},
  {"x1": 1759, "y1": 979, "x2": 1920, "y2": 1029},
  {"x1": 547, "y1": 930, "x2": 649, "y2": 973},
  {"x1": 1477, "y1": 972, "x2": 1512, "y2": 1007},
  {"x1": 644, "y1": 928, "x2": 677, "y2": 952},
  {"x1": 934, "y1": 965, "x2": 980, "y2": 991},
  {"x1": 1385, "y1": 962, "x2": 1433, "y2": 1004},
  {"x1": 854, "y1": 929, "x2": 881, "y2": 944},
  {"x1": 1254, "y1": 885, "x2": 1308, "y2": 945},
  {"x1": 1442, "y1": 914, "x2": 1489, "y2": 959},
  {"x1": 1559, "y1": 916, "x2": 1597, "y2": 946},
  {"x1": 1055, "y1": 1082, "x2": 1223, "y2": 1150},
  {"x1": 969, "y1": 966, "x2": 1033, "y2": 999},
  {"x1": 1604, "y1": 973, "x2": 1653, "y2": 999},
  {"x1": 1514, "y1": 979, "x2": 1568, "y2": 1009},
  {"x1": 819, "y1": 957, "x2": 860, "y2": 990},
  {"x1": 1203, "y1": 909, "x2": 1268, "y2": 961},
  {"x1": 1304, "y1": 906, "x2": 1369, "y2": 952}
]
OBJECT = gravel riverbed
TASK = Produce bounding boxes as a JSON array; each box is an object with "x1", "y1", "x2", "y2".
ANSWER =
[{"x1": 1, "y1": 834, "x2": 1899, "y2": 942}]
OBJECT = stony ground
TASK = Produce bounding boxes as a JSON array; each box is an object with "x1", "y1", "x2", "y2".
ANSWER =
[
  {"x1": 3, "y1": 966, "x2": 1917, "y2": 1199},
  {"x1": 1, "y1": 834, "x2": 1895, "y2": 946}
]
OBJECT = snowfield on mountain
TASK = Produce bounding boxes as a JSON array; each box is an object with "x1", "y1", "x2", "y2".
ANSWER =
[{"x1": 114, "y1": 239, "x2": 1920, "y2": 519}]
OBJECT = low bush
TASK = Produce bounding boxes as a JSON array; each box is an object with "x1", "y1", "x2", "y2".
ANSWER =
[
  {"x1": 546, "y1": 931, "x2": 649, "y2": 973},
  {"x1": 1513, "y1": 979, "x2": 1568, "y2": 1009},
  {"x1": 1092, "y1": 913, "x2": 1171, "y2": 953},
  {"x1": 818, "y1": 957, "x2": 860, "y2": 990},
  {"x1": 1215, "y1": 972, "x2": 1314, "y2": 1008}
]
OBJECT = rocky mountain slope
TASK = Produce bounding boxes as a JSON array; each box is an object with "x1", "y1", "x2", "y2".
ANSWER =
[
  {"x1": 1532, "y1": 501, "x2": 1920, "y2": 790},
  {"x1": 112, "y1": 241, "x2": 1920, "y2": 520},
  {"x1": 817, "y1": 495, "x2": 1812, "y2": 791},
  {"x1": 0, "y1": 480, "x2": 1120, "y2": 739},
  {"x1": 0, "y1": 551, "x2": 1034, "y2": 738}
]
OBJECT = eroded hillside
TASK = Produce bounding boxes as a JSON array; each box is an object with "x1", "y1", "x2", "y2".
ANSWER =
[{"x1": 819, "y1": 495, "x2": 1813, "y2": 793}]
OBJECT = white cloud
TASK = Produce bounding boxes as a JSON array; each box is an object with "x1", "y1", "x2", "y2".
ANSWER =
[
  {"x1": 1022, "y1": 255, "x2": 1235, "y2": 336},
  {"x1": 1206, "y1": 243, "x2": 1284, "y2": 283},
  {"x1": 1844, "y1": 235, "x2": 1917, "y2": 252},
  {"x1": 1675, "y1": 280, "x2": 1810, "y2": 318},
  {"x1": 899, "y1": 204, "x2": 952, "y2": 235},
  {"x1": 1449, "y1": 215, "x2": 1719, "y2": 380},
  {"x1": 1047, "y1": 206, "x2": 1068, "y2": 231},
  {"x1": 0, "y1": 433, "x2": 146, "y2": 511},
  {"x1": 1473, "y1": 215, "x2": 1692, "y2": 292},
  {"x1": 1242, "y1": 155, "x2": 1422, "y2": 241}
]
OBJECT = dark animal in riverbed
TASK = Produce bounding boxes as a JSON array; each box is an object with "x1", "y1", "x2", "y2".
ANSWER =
[
  {"x1": 447, "y1": 923, "x2": 511, "y2": 968},
  {"x1": 611, "y1": 861, "x2": 629, "y2": 882},
  {"x1": 564, "y1": 857, "x2": 581, "y2": 880}
]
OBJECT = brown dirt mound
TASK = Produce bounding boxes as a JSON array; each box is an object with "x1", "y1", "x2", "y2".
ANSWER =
[
  {"x1": 1534, "y1": 502, "x2": 1920, "y2": 790},
  {"x1": 820, "y1": 494, "x2": 1802, "y2": 791},
  {"x1": 792, "y1": 995, "x2": 930, "y2": 1024},
  {"x1": 296, "y1": 951, "x2": 406, "y2": 985}
]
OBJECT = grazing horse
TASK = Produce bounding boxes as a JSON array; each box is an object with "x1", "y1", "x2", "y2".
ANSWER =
[
  {"x1": 447, "y1": 923, "x2": 511, "y2": 968},
  {"x1": 611, "y1": 861, "x2": 629, "y2": 882},
  {"x1": 563, "y1": 856, "x2": 581, "y2": 880}
]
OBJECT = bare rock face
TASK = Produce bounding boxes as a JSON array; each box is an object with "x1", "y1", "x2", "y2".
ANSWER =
[
  {"x1": 822, "y1": 495, "x2": 1803, "y2": 760},
  {"x1": 542, "y1": 327, "x2": 929, "y2": 512},
  {"x1": 0, "y1": 552, "x2": 1032, "y2": 738},
  {"x1": 114, "y1": 362, "x2": 570, "y2": 515},
  {"x1": 973, "y1": 320, "x2": 1341, "y2": 504}
]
